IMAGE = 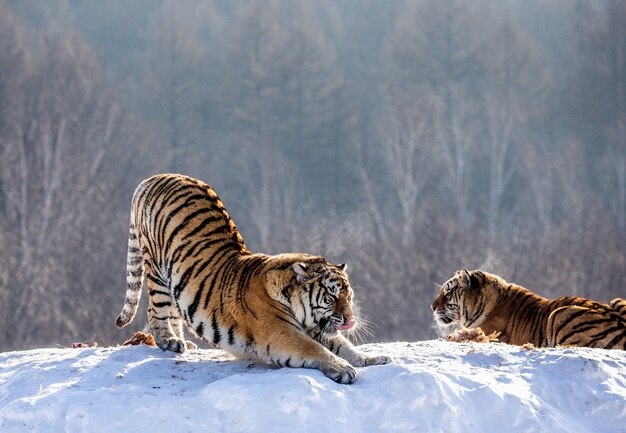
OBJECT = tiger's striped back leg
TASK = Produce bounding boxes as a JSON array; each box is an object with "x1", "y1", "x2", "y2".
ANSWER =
[
  {"x1": 116, "y1": 220, "x2": 144, "y2": 328},
  {"x1": 546, "y1": 306, "x2": 626, "y2": 349},
  {"x1": 610, "y1": 298, "x2": 626, "y2": 319},
  {"x1": 168, "y1": 304, "x2": 197, "y2": 350},
  {"x1": 145, "y1": 272, "x2": 189, "y2": 353}
]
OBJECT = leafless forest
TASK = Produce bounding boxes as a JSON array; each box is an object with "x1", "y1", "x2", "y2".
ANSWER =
[{"x1": 0, "y1": 0, "x2": 624, "y2": 351}]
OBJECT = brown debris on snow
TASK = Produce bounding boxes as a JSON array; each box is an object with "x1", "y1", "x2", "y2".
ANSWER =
[
  {"x1": 447, "y1": 327, "x2": 500, "y2": 343},
  {"x1": 123, "y1": 331, "x2": 157, "y2": 347},
  {"x1": 71, "y1": 341, "x2": 98, "y2": 349}
]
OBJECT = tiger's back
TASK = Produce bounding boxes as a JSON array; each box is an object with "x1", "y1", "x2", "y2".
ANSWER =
[
  {"x1": 116, "y1": 173, "x2": 251, "y2": 348},
  {"x1": 546, "y1": 301, "x2": 626, "y2": 349}
]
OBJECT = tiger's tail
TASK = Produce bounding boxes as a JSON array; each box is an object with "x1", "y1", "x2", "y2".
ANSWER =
[{"x1": 116, "y1": 199, "x2": 144, "y2": 328}]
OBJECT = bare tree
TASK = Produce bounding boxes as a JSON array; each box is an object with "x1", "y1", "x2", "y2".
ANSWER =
[
  {"x1": 142, "y1": 0, "x2": 214, "y2": 174},
  {"x1": 221, "y1": 0, "x2": 353, "y2": 248},
  {"x1": 0, "y1": 2, "x2": 26, "y2": 336},
  {"x1": 572, "y1": 0, "x2": 626, "y2": 237},
  {"x1": 0, "y1": 15, "x2": 140, "y2": 348},
  {"x1": 481, "y1": 12, "x2": 550, "y2": 240},
  {"x1": 605, "y1": 0, "x2": 626, "y2": 236},
  {"x1": 384, "y1": 0, "x2": 492, "y2": 226}
]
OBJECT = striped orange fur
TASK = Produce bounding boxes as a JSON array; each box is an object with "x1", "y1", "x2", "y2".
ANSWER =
[
  {"x1": 432, "y1": 269, "x2": 626, "y2": 349},
  {"x1": 116, "y1": 174, "x2": 390, "y2": 383}
]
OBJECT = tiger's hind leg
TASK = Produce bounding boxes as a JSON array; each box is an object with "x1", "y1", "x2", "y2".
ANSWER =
[
  {"x1": 168, "y1": 305, "x2": 197, "y2": 350},
  {"x1": 610, "y1": 298, "x2": 626, "y2": 320},
  {"x1": 546, "y1": 306, "x2": 626, "y2": 350},
  {"x1": 146, "y1": 273, "x2": 189, "y2": 353}
]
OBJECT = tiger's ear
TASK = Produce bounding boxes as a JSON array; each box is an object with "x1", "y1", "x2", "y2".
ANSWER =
[
  {"x1": 469, "y1": 270, "x2": 484, "y2": 291},
  {"x1": 457, "y1": 269, "x2": 472, "y2": 289},
  {"x1": 337, "y1": 263, "x2": 348, "y2": 273},
  {"x1": 293, "y1": 262, "x2": 309, "y2": 283}
]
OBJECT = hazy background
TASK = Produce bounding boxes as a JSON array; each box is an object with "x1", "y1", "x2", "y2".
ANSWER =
[{"x1": 0, "y1": 0, "x2": 624, "y2": 351}]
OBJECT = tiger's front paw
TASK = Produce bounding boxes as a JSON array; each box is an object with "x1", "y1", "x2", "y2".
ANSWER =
[
  {"x1": 352, "y1": 354, "x2": 393, "y2": 367},
  {"x1": 157, "y1": 337, "x2": 187, "y2": 354},
  {"x1": 185, "y1": 341, "x2": 198, "y2": 350},
  {"x1": 320, "y1": 360, "x2": 357, "y2": 384}
]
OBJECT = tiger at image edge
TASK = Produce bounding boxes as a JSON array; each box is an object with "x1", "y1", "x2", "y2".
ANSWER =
[
  {"x1": 432, "y1": 269, "x2": 626, "y2": 349},
  {"x1": 116, "y1": 173, "x2": 391, "y2": 384}
]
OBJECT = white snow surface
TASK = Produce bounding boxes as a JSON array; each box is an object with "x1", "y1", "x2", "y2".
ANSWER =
[{"x1": 1, "y1": 340, "x2": 625, "y2": 433}]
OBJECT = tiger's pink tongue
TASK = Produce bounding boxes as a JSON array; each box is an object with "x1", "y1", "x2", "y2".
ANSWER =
[{"x1": 339, "y1": 318, "x2": 357, "y2": 331}]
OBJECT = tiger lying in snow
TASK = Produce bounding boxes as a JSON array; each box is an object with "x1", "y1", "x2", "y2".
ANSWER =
[{"x1": 432, "y1": 269, "x2": 626, "y2": 349}]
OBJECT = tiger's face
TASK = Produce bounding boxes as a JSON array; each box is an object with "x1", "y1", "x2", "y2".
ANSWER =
[
  {"x1": 431, "y1": 269, "x2": 487, "y2": 328},
  {"x1": 293, "y1": 261, "x2": 356, "y2": 336}
]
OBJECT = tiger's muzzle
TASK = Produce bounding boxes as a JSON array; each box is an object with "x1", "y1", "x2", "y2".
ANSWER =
[
  {"x1": 321, "y1": 315, "x2": 357, "y2": 335},
  {"x1": 338, "y1": 317, "x2": 357, "y2": 331},
  {"x1": 433, "y1": 309, "x2": 455, "y2": 326}
]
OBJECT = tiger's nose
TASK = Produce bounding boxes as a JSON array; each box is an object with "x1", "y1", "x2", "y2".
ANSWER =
[{"x1": 431, "y1": 303, "x2": 436, "y2": 311}]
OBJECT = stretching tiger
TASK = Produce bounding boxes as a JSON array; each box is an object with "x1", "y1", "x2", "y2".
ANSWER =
[
  {"x1": 432, "y1": 269, "x2": 626, "y2": 349},
  {"x1": 116, "y1": 174, "x2": 390, "y2": 383}
]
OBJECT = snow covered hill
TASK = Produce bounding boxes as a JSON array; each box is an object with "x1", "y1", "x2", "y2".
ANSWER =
[{"x1": 1, "y1": 341, "x2": 625, "y2": 433}]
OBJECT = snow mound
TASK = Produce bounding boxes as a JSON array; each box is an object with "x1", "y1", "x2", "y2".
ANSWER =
[{"x1": 1, "y1": 341, "x2": 625, "y2": 433}]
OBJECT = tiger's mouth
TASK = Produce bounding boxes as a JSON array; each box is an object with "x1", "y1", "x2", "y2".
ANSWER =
[
  {"x1": 338, "y1": 318, "x2": 357, "y2": 331},
  {"x1": 320, "y1": 316, "x2": 356, "y2": 335},
  {"x1": 434, "y1": 311, "x2": 455, "y2": 325}
]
